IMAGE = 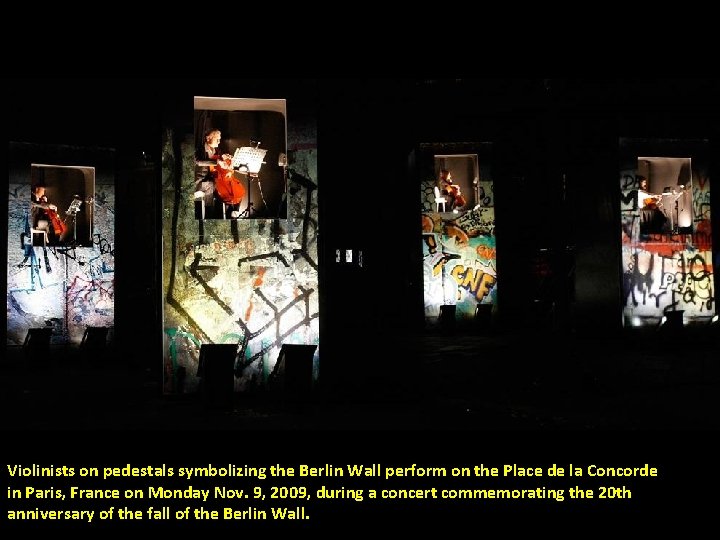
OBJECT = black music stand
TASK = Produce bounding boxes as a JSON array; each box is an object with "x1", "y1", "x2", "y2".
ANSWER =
[{"x1": 232, "y1": 143, "x2": 267, "y2": 218}]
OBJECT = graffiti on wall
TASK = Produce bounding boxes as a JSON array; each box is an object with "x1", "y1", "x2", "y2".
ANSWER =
[
  {"x1": 422, "y1": 173, "x2": 497, "y2": 326},
  {"x1": 6, "y1": 184, "x2": 115, "y2": 345},
  {"x1": 620, "y1": 166, "x2": 714, "y2": 325},
  {"x1": 162, "y1": 126, "x2": 319, "y2": 394}
]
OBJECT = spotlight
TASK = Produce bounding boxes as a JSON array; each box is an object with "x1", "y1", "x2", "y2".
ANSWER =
[{"x1": 709, "y1": 315, "x2": 719, "y2": 333}]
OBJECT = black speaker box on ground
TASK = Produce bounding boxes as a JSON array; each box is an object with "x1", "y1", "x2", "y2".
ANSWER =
[
  {"x1": 79, "y1": 326, "x2": 109, "y2": 363},
  {"x1": 439, "y1": 304, "x2": 456, "y2": 332},
  {"x1": 272, "y1": 344, "x2": 317, "y2": 399},
  {"x1": 198, "y1": 344, "x2": 236, "y2": 410},
  {"x1": 475, "y1": 303, "x2": 493, "y2": 333},
  {"x1": 23, "y1": 328, "x2": 52, "y2": 362}
]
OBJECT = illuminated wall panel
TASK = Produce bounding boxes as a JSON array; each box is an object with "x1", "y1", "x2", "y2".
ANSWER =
[
  {"x1": 421, "y1": 153, "x2": 497, "y2": 325},
  {"x1": 620, "y1": 140, "x2": 714, "y2": 326},
  {"x1": 7, "y1": 146, "x2": 115, "y2": 346},
  {"x1": 162, "y1": 115, "x2": 318, "y2": 394}
]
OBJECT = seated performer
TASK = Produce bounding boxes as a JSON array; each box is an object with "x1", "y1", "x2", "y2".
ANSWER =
[
  {"x1": 31, "y1": 183, "x2": 63, "y2": 245},
  {"x1": 439, "y1": 169, "x2": 466, "y2": 213},
  {"x1": 195, "y1": 129, "x2": 245, "y2": 219},
  {"x1": 637, "y1": 176, "x2": 667, "y2": 234}
]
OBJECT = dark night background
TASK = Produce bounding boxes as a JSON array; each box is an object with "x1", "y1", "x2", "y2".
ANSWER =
[{"x1": 3, "y1": 77, "x2": 719, "y2": 526}]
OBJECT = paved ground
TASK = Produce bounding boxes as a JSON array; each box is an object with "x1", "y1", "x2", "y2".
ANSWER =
[
  {"x1": 2, "y1": 327, "x2": 717, "y2": 432},
  {"x1": 2, "y1": 329, "x2": 717, "y2": 528}
]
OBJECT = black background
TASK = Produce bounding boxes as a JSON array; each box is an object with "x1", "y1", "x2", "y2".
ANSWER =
[{"x1": 3, "y1": 75, "x2": 719, "y2": 529}]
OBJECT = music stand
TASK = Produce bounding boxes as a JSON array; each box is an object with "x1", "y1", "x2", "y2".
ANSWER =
[
  {"x1": 66, "y1": 195, "x2": 83, "y2": 245},
  {"x1": 662, "y1": 188, "x2": 684, "y2": 234},
  {"x1": 232, "y1": 143, "x2": 267, "y2": 218}
]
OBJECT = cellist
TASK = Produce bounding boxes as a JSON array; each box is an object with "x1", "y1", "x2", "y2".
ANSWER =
[
  {"x1": 439, "y1": 169, "x2": 466, "y2": 212},
  {"x1": 195, "y1": 129, "x2": 245, "y2": 219},
  {"x1": 31, "y1": 184, "x2": 63, "y2": 244}
]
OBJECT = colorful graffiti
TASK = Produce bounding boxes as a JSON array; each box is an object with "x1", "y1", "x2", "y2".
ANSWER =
[
  {"x1": 422, "y1": 171, "x2": 497, "y2": 325},
  {"x1": 620, "y1": 165, "x2": 714, "y2": 326},
  {"x1": 162, "y1": 127, "x2": 319, "y2": 394}
]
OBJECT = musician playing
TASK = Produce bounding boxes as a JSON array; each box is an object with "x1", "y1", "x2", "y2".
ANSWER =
[
  {"x1": 195, "y1": 128, "x2": 245, "y2": 219},
  {"x1": 439, "y1": 169, "x2": 466, "y2": 213},
  {"x1": 637, "y1": 175, "x2": 667, "y2": 234},
  {"x1": 30, "y1": 184, "x2": 60, "y2": 244}
]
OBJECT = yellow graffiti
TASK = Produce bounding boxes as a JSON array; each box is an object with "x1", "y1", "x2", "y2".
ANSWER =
[
  {"x1": 433, "y1": 256, "x2": 451, "y2": 277},
  {"x1": 451, "y1": 265, "x2": 497, "y2": 301}
]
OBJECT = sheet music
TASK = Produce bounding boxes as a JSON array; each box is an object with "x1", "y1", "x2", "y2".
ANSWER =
[
  {"x1": 67, "y1": 198, "x2": 83, "y2": 214},
  {"x1": 232, "y1": 147, "x2": 268, "y2": 174}
]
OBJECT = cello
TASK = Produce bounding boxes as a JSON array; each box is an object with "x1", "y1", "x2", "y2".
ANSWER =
[
  {"x1": 46, "y1": 208, "x2": 67, "y2": 236},
  {"x1": 443, "y1": 181, "x2": 466, "y2": 210},
  {"x1": 213, "y1": 155, "x2": 246, "y2": 205},
  {"x1": 35, "y1": 194, "x2": 67, "y2": 236}
]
